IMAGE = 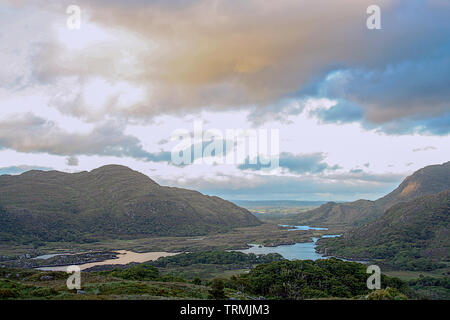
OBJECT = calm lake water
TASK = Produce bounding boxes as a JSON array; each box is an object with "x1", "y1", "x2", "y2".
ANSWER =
[
  {"x1": 279, "y1": 225, "x2": 328, "y2": 231},
  {"x1": 37, "y1": 250, "x2": 179, "y2": 272},
  {"x1": 33, "y1": 253, "x2": 75, "y2": 260},
  {"x1": 237, "y1": 225, "x2": 341, "y2": 261}
]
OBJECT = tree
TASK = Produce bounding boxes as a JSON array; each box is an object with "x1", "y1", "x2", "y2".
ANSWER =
[{"x1": 209, "y1": 279, "x2": 227, "y2": 299}]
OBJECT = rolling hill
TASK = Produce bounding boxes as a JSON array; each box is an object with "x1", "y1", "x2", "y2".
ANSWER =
[
  {"x1": 316, "y1": 190, "x2": 450, "y2": 271},
  {"x1": 0, "y1": 165, "x2": 261, "y2": 243},
  {"x1": 296, "y1": 161, "x2": 450, "y2": 227}
]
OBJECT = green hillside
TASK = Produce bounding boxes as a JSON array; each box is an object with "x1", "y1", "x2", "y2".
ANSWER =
[
  {"x1": 316, "y1": 190, "x2": 450, "y2": 271},
  {"x1": 0, "y1": 165, "x2": 260, "y2": 243}
]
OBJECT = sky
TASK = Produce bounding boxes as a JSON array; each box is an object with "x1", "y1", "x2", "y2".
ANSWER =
[{"x1": 0, "y1": 0, "x2": 449, "y2": 201}]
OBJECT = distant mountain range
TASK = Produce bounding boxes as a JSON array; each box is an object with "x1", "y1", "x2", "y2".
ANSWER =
[
  {"x1": 231, "y1": 200, "x2": 327, "y2": 208},
  {"x1": 296, "y1": 161, "x2": 450, "y2": 227},
  {"x1": 0, "y1": 165, "x2": 260, "y2": 243}
]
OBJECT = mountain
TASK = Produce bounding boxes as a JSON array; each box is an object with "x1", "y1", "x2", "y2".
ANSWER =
[
  {"x1": 296, "y1": 161, "x2": 450, "y2": 227},
  {"x1": 231, "y1": 200, "x2": 327, "y2": 208},
  {"x1": 294, "y1": 199, "x2": 380, "y2": 227},
  {"x1": 316, "y1": 190, "x2": 450, "y2": 271},
  {"x1": 376, "y1": 161, "x2": 450, "y2": 210},
  {"x1": 0, "y1": 165, "x2": 260, "y2": 243}
]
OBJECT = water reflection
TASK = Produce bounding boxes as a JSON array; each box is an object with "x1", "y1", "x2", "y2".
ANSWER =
[{"x1": 37, "y1": 250, "x2": 179, "y2": 272}]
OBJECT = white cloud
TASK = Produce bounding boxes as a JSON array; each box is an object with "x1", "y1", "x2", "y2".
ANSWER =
[{"x1": 0, "y1": 0, "x2": 448, "y2": 201}]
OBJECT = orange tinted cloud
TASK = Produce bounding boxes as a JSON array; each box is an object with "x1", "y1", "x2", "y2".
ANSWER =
[{"x1": 40, "y1": 0, "x2": 394, "y2": 115}]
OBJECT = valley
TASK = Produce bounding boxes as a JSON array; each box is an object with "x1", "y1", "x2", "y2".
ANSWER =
[{"x1": 1, "y1": 162, "x2": 449, "y2": 300}]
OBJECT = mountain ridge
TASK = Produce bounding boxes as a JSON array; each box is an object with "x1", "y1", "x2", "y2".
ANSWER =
[
  {"x1": 296, "y1": 161, "x2": 450, "y2": 226},
  {"x1": 0, "y1": 165, "x2": 261, "y2": 243}
]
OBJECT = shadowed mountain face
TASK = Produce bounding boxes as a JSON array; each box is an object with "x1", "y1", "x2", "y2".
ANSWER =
[
  {"x1": 316, "y1": 190, "x2": 450, "y2": 271},
  {"x1": 0, "y1": 165, "x2": 260, "y2": 243},
  {"x1": 296, "y1": 161, "x2": 450, "y2": 227}
]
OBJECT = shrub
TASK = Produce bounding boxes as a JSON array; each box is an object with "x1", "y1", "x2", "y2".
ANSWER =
[{"x1": 209, "y1": 279, "x2": 227, "y2": 299}]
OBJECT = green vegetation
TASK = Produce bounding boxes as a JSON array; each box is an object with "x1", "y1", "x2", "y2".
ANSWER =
[
  {"x1": 0, "y1": 266, "x2": 210, "y2": 300},
  {"x1": 407, "y1": 276, "x2": 450, "y2": 300},
  {"x1": 209, "y1": 278, "x2": 227, "y2": 299},
  {"x1": 317, "y1": 191, "x2": 449, "y2": 271},
  {"x1": 0, "y1": 279, "x2": 59, "y2": 299},
  {"x1": 101, "y1": 264, "x2": 187, "y2": 283},
  {"x1": 3, "y1": 257, "x2": 447, "y2": 300},
  {"x1": 150, "y1": 250, "x2": 283, "y2": 268},
  {"x1": 0, "y1": 165, "x2": 260, "y2": 244},
  {"x1": 104, "y1": 264, "x2": 161, "y2": 281},
  {"x1": 366, "y1": 287, "x2": 408, "y2": 300},
  {"x1": 225, "y1": 258, "x2": 410, "y2": 299},
  {"x1": 145, "y1": 250, "x2": 282, "y2": 280}
]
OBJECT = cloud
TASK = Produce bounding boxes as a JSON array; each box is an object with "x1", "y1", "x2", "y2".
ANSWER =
[
  {"x1": 0, "y1": 165, "x2": 53, "y2": 175},
  {"x1": 309, "y1": 100, "x2": 364, "y2": 124},
  {"x1": 171, "y1": 138, "x2": 238, "y2": 167},
  {"x1": 412, "y1": 146, "x2": 437, "y2": 152},
  {"x1": 367, "y1": 112, "x2": 450, "y2": 135},
  {"x1": 0, "y1": 3, "x2": 55, "y2": 90},
  {"x1": 319, "y1": 58, "x2": 450, "y2": 125},
  {"x1": 279, "y1": 153, "x2": 341, "y2": 174},
  {"x1": 7, "y1": 0, "x2": 449, "y2": 134},
  {"x1": 0, "y1": 0, "x2": 449, "y2": 202},
  {"x1": 0, "y1": 113, "x2": 172, "y2": 162},
  {"x1": 238, "y1": 152, "x2": 341, "y2": 174},
  {"x1": 255, "y1": 54, "x2": 450, "y2": 134},
  {"x1": 326, "y1": 170, "x2": 404, "y2": 184},
  {"x1": 65, "y1": 156, "x2": 79, "y2": 166},
  {"x1": 158, "y1": 138, "x2": 169, "y2": 145},
  {"x1": 246, "y1": 98, "x2": 305, "y2": 125},
  {"x1": 307, "y1": 53, "x2": 450, "y2": 134},
  {"x1": 156, "y1": 170, "x2": 404, "y2": 201},
  {"x1": 0, "y1": 113, "x2": 240, "y2": 167}
]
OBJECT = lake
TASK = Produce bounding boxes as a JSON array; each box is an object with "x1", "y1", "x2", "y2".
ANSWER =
[
  {"x1": 37, "y1": 250, "x2": 179, "y2": 272},
  {"x1": 279, "y1": 225, "x2": 328, "y2": 231},
  {"x1": 33, "y1": 253, "x2": 75, "y2": 260},
  {"x1": 237, "y1": 225, "x2": 341, "y2": 261}
]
